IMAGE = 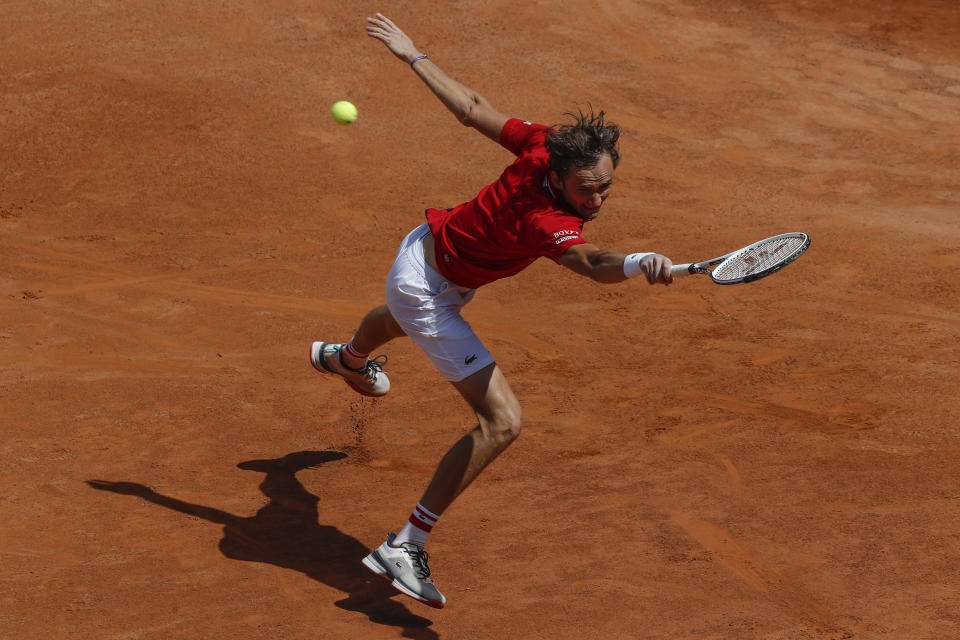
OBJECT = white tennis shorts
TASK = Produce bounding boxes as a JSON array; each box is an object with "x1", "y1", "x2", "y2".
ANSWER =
[{"x1": 385, "y1": 223, "x2": 495, "y2": 382}]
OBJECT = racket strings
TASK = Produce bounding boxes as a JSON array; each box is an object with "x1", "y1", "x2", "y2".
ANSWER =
[{"x1": 713, "y1": 236, "x2": 806, "y2": 281}]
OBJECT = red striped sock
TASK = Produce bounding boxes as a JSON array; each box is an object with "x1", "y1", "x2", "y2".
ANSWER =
[
  {"x1": 392, "y1": 503, "x2": 439, "y2": 548},
  {"x1": 341, "y1": 338, "x2": 369, "y2": 370}
]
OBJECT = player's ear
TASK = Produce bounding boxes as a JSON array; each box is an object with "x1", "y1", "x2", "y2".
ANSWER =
[{"x1": 548, "y1": 169, "x2": 564, "y2": 192}]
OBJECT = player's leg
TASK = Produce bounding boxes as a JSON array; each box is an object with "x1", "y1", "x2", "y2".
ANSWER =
[
  {"x1": 389, "y1": 363, "x2": 517, "y2": 549},
  {"x1": 417, "y1": 362, "x2": 521, "y2": 515},
  {"x1": 349, "y1": 303, "x2": 407, "y2": 355},
  {"x1": 362, "y1": 363, "x2": 519, "y2": 609}
]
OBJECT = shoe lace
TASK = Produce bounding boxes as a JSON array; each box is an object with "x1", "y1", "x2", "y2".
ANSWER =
[
  {"x1": 400, "y1": 543, "x2": 432, "y2": 579},
  {"x1": 360, "y1": 354, "x2": 388, "y2": 383}
]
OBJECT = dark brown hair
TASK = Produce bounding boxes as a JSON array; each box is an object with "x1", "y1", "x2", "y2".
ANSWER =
[{"x1": 545, "y1": 106, "x2": 621, "y2": 179}]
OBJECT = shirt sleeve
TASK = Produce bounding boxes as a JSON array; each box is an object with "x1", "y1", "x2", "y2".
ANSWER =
[
  {"x1": 526, "y1": 213, "x2": 589, "y2": 263},
  {"x1": 499, "y1": 119, "x2": 551, "y2": 157}
]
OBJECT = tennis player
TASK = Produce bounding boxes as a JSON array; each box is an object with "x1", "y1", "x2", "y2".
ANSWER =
[{"x1": 310, "y1": 13, "x2": 673, "y2": 609}]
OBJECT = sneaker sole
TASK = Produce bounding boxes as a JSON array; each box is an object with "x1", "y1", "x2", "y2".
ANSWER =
[
  {"x1": 309, "y1": 342, "x2": 385, "y2": 398},
  {"x1": 361, "y1": 552, "x2": 446, "y2": 609}
]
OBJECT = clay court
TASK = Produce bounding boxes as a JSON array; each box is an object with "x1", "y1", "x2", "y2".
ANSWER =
[{"x1": 2, "y1": 1, "x2": 959, "y2": 638}]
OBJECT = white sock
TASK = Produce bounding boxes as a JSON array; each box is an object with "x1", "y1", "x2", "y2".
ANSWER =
[
  {"x1": 392, "y1": 503, "x2": 439, "y2": 548},
  {"x1": 341, "y1": 338, "x2": 368, "y2": 370}
]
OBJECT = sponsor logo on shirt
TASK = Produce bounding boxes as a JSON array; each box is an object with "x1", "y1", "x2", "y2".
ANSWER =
[{"x1": 553, "y1": 230, "x2": 581, "y2": 245}]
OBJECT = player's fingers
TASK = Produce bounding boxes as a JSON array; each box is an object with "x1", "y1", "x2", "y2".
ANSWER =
[
  {"x1": 639, "y1": 256, "x2": 655, "y2": 285},
  {"x1": 663, "y1": 258, "x2": 673, "y2": 284},
  {"x1": 377, "y1": 13, "x2": 400, "y2": 30},
  {"x1": 652, "y1": 256, "x2": 671, "y2": 285},
  {"x1": 367, "y1": 18, "x2": 396, "y2": 37},
  {"x1": 645, "y1": 262, "x2": 657, "y2": 285}
]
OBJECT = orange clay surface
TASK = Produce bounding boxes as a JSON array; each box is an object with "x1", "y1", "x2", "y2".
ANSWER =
[{"x1": 2, "y1": 2, "x2": 959, "y2": 639}]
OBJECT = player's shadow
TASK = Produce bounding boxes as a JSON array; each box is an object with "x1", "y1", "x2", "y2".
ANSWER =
[{"x1": 87, "y1": 450, "x2": 437, "y2": 639}]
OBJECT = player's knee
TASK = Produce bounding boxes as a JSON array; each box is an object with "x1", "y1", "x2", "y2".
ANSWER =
[
  {"x1": 485, "y1": 403, "x2": 522, "y2": 445},
  {"x1": 500, "y1": 407, "x2": 522, "y2": 443}
]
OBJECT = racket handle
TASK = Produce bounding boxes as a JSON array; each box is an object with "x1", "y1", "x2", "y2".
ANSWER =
[{"x1": 670, "y1": 264, "x2": 693, "y2": 277}]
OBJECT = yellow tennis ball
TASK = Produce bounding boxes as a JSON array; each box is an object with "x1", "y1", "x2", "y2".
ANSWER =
[{"x1": 331, "y1": 100, "x2": 358, "y2": 125}]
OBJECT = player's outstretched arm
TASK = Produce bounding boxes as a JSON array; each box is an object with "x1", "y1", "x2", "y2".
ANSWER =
[
  {"x1": 559, "y1": 243, "x2": 673, "y2": 285},
  {"x1": 365, "y1": 13, "x2": 509, "y2": 142}
]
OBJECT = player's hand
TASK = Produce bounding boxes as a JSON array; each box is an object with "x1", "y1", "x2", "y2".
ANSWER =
[
  {"x1": 365, "y1": 13, "x2": 422, "y2": 63},
  {"x1": 640, "y1": 254, "x2": 673, "y2": 285}
]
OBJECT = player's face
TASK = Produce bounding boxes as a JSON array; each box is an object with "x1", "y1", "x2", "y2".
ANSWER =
[{"x1": 551, "y1": 153, "x2": 615, "y2": 220}]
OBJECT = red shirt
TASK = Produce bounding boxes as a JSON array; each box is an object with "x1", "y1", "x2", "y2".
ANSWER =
[{"x1": 425, "y1": 118, "x2": 590, "y2": 289}]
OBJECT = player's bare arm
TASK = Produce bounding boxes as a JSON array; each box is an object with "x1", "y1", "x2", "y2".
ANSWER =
[
  {"x1": 365, "y1": 13, "x2": 509, "y2": 142},
  {"x1": 559, "y1": 243, "x2": 674, "y2": 285}
]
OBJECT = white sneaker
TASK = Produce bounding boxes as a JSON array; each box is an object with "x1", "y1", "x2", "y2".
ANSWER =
[
  {"x1": 309, "y1": 342, "x2": 390, "y2": 397},
  {"x1": 362, "y1": 533, "x2": 446, "y2": 609}
]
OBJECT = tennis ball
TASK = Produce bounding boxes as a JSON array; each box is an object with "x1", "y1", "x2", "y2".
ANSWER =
[{"x1": 331, "y1": 100, "x2": 358, "y2": 125}]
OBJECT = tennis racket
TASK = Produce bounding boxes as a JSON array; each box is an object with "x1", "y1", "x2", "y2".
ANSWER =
[{"x1": 670, "y1": 232, "x2": 810, "y2": 285}]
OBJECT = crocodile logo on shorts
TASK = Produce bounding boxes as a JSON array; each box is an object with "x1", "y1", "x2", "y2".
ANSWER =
[{"x1": 464, "y1": 354, "x2": 478, "y2": 365}]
